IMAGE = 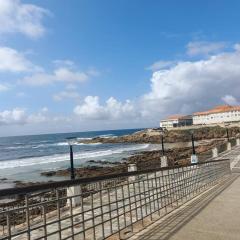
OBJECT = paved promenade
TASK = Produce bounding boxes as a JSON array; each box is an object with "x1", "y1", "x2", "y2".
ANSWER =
[{"x1": 130, "y1": 145, "x2": 240, "y2": 240}]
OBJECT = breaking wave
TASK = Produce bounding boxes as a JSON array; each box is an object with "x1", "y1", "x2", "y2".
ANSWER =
[{"x1": 0, "y1": 144, "x2": 149, "y2": 169}]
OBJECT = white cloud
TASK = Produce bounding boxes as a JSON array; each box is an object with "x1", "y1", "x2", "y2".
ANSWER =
[
  {"x1": 53, "y1": 91, "x2": 80, "y2": 101},
  {"x1": 0, "y1": 0, "x2": 50, "y2": 38},
  {"x1": 74, "y1": 96, "x2": 108, "y2": 120},
  {"x1": 41, "y1": 107, "x2": 48, "y2": 113},
  {"x1": 0, "y1": 108, "x2": 26, "y2": 125},
  {"x1": 222, "y1": 95, "x2": 239, "y2": 105},
  {"x1": 4, "y1": 42, "x2": 240, "y2": 131},
  {"x1": 53, "y1": 59, "x2": 75, "y2": 67},
  {"x1": 142, "y1": 44, "x2": 240, "y2": 119},
  {"x1": 16, "y1": 92, "x2": 25, "y2": 97},
  {"x1": 146, "y1": 60, "x2": 176, "y2": 71},
  {"x1": 0, "y1": 83, "x2": 9, "y2": 91},
  {"x1": 0, "y1": 107, "x2": 69, "y2": 126},
  {"x1": 0, "y1": 47, "x2": 40, "y2": 72},
  {"x1": 66, "y1": 84, "x2": 78, "y2": 90},
  {"x1": 72, "y1": 43, "x2": 240, "y2": 124},
  {"x1": 186, "y1": 41, "x2": 227, "y2": 57},
  {"x1": 86, "y1": 68, "x2": 101, "y2": 77},
  {"x1": 74, "y1": 96, "x2": 138, "y2": 120},
  {"x1": 21, "y1": 67, "x2": 89, "y2": 86},
  {"x1": 55, "y1": 68, "x2": 88, "y2": 82},
  {"x1": 27, "y1": 112, "x2": 47, "y2": 124},
  {"x1": 0, "y1": 108, "x2": 47, "y2": 125},
  {"x1": 234, "y1": 43, "x2": 240, "y2": 51},
  {"x1": 27, "y1": 108, "x2": 71, "y2": 124}
]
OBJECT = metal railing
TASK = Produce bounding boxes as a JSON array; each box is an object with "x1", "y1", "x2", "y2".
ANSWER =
[
  {"x1": 230, "y1": 138, "x2": 237, "y2": 147},
  {"x1": 0, "y1": 159, "x2": 230, "y2": 240}
]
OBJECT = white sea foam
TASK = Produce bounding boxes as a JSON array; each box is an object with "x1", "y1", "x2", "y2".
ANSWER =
[
  {"x1": 55, "y1": 142, "x2": 68, "y2": 146},
  {"x1": 5, "y1": 146, "x2": 29, "y2": 150},
  {"x1": 77, "y1": 142, "x2": 102, "y2": 146},
  {"x1": 98, "y1": 134, "x2": 116, "y2": 138},
  {"x1": 8, "y1": 142, "x2": 68, "y2": 149},
  {"x1": 0, "y1": 144, "x2": 149, "y2": 170},
  {"x1": 4, "y1": 141, "x2": 102, "y2": 150},
  {"x1": 77, "y1": 137, "x2": 92, "y2": 140}
]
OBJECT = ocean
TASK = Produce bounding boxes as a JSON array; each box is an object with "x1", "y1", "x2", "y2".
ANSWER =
[{"x1": 0, "y1": 128, "x2": 154, "y2": 183}]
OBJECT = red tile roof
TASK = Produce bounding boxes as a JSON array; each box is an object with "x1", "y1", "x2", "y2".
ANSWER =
[
  {"x1": 165, "y1": 114, "x2": 192, "y2": 120},
  {"x1": 166, "y1": 114, "x2": 184, "y2": 120},
  {"x1": 193, "y1": 105, "x2": 240, "y2": 116}
]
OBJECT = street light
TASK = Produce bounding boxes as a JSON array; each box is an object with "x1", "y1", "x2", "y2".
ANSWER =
[
  {"x1": 161, "y1": 134, "x2": 165, "y2": 156},
  {"x1": 191, "y1": 133, "x2": 196, "y2": 155},
  {"x1": 66, "y1": 137, "x2": 77, "y2": 180},
  {"x1": 190, "y1": 130, "x2": 198, "y2": 164},
  {"x1": 226, "y1": 128, "x2": 230, "y2": 142},
  {"x1": 158, "y1": 129, "x2": 168, "y2": 167},
  {"x1": 224, "y1": 123, "x2": 230, "y2": 142}
]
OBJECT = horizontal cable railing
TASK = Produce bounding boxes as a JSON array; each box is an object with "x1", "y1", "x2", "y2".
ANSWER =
[{"x1": 0, "y1": 159, "x2": 230, "y2": 240}]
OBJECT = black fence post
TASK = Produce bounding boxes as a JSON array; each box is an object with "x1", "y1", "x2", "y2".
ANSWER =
[{"x1": 161, "y1": 135, "x2": 165, "y2": 156}]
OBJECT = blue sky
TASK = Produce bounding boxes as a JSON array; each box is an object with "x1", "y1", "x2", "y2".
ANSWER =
[{"x1": 1, "y1": 0, "x2": 240, "y2": 136}]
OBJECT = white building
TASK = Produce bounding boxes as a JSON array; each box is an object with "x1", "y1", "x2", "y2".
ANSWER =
[
  {"x1": 193, "y1": 105, "x2": 240, "y2": 125},
  {"x1": 160, "y1": 115, "x2": 193, "y2": 129}
]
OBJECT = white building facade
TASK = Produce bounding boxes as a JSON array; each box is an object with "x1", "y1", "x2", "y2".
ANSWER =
[
  {"x1": 193, "y1": 105, "x2": 240, "y2": 125},
  {"x1": 160, "y1": 115, "x2": 193, "y2": 128}
]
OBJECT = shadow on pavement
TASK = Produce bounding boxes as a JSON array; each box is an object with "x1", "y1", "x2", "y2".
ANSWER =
[{"x1": 135, "y1": 174, "x2": 239, "y2": 240}]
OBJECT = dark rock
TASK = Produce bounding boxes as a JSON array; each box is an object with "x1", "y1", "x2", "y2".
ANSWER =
[
  {"x1": 0, "y1": 178, "x2": 7, "y2": 181},
  {"x1": 41, "y1": 171, "x2": 57, "y2": 177}
]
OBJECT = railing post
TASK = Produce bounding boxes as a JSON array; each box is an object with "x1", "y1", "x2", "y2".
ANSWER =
[
  {"x1": 128, "y1": 163, "x2": 137, "y2": 181},
  {"x1": 160, "y1": 133, "x2": 168, "y2": 167},
  {"x1": 42, "y1": 205, "x2": 47, "y2": 240},
  {"x1": 191, "y1": 154, "x2": 198, "y2": 164},
  {"x1": 161, "y1": 156, "x2": 168, "y2": 167},
  {"x1": 67, "y1": 185, "x2": 82, "y2": 207},
  {"x1": 0, "y1": 159, "x2": 231, "y2": 240},
  {"x1": 25, "y1": 195, "x2": 30, "y2": 240},
  {"x1": 212, "y1": 147, "x2": 218, "y2": 158},
  {"x1": 6, "y1": 213, "x2": 11, "y2": 239},
  {"x1": 227, "y1": 142, "x2": 231, "y2": 151},
  {"x1": 191, "y1": 133, "x2": 198, "y2": 164}
]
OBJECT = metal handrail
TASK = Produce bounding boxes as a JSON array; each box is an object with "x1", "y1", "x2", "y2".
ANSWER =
[
  {"x1": 0, "y1": 158, "x2": 231, "y2": 240},
  {"x1": 0, "y1": 158, "x2": 229, "y2": 197}
]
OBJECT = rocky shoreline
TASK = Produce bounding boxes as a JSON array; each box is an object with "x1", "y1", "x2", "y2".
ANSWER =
[
  {"x1": 2, "y1": 126, "x2": 239, "y2": 189},
  {"x1": 78, "y1": 126, "x2": 240, "y2": 144},
  {"x1": 40, "y1": 125, "x2": 239, "y2": 179},
  {"x1": 41, "y1": 139, "x2": 222, "y2": 179}
]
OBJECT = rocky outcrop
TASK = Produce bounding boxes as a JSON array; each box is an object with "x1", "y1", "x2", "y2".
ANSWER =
[
  {"x1": 41, "y1": 164, "x2": 127, "y2": 178},
  {"x1": 78, "y1": 126, "x2": 240, "y2": 144},
  {"x1": 41, "y1": 140, "x2": 219, "y2": 178}
]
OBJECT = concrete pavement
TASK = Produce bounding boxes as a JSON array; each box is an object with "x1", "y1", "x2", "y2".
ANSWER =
[{"x1": 130, "y1": 145, "x2": 240, "y2": 240}]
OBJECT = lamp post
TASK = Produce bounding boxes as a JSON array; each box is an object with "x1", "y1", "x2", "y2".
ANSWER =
[
  {"x1": 66, "y1": 137, "x2": 77, "y2": 180},
  {"x1": 191, "y1": 133, "x2": 196, "y2": 155},
  {"x1": 65, "y1": 137, "x2": 82, "y2": 207},
  {"x1": 226, "y1": 128, "x2": 230, "y2": 142},
  {"x1": 224, "y1": 123, "x2": 231, "y2": 150},
  {"x1": 224, "y1": 123, "x2": 230, "y2": 142},
  {"x1": 190, "y1": 131, "x2": 198, "y2": 164},
  {"x1": 159, "y1": 130, "x2": 168, "y2": 167},
  {"x1": 161, "y1": 134, "x2": 165, "y2": 156}
]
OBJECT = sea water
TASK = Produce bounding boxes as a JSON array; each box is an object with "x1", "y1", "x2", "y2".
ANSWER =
[{"x1": 0, "y1": 128, "x2": 152, "y2": 182}]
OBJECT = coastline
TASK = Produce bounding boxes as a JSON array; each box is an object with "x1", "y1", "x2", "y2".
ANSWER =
[
  {"x1": 0, "y1": 179, "x2": 15, "y2": 190},
  {"x1": 40, "y1": 141, "x2": 218, "y2": 179},
  {"x1": 0, "y1": 144, "x2": 206, "y2": 189},
  {"x1": 1, "y1": 125, "x2": 238, "y2": 189}
]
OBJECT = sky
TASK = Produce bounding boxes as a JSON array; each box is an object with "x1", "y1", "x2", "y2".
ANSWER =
[{"x1": 1, "y1": 0, "x2": 240, "y2": 136}]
